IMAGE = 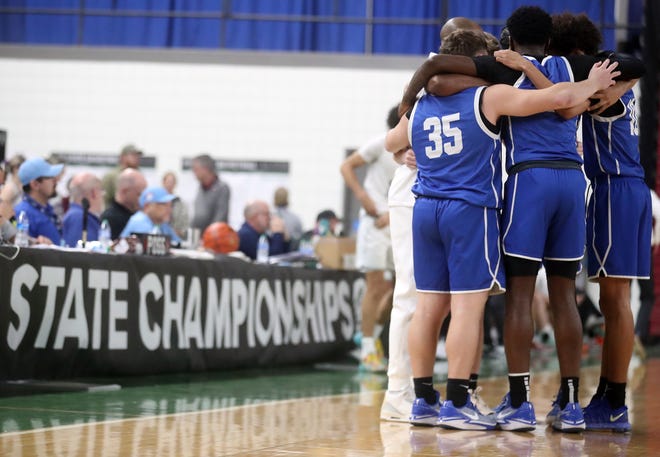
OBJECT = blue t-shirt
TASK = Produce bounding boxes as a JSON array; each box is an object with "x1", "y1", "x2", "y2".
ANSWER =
[
  {"x1": 62, "y1": 202, "x2": 101, "y2": 247},
  {"x1": 120, "y1": 211, "x2": 181, "y2": 243},
  {"x1": 410, "y1": 86, "x2": 502, "y2": 209},
  {"x1": 14, "y1": 195, "x2": 61, "y2": 245}
]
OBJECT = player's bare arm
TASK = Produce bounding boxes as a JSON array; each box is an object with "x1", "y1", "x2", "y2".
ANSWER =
[
  {"x1": 399, "y1": 54, "x2": 477, "y2": 115},
  {"x1": 494, "y1": 49, "x2": 586, "y2": 119},
  {"x1": 589, "y1": 78, "x2": 638, "y2": 115},
  {"x1": 385, "y1": 115, "x2": 410, "y2": 156},
  {"x1": 426, "y1": 74, "x2": 490, "y2": 97},
  {"x1": 494, "y1": 50, "x2": 552, "y2": 88},
  {"x1": 482, "y1": 59, "x2": 619, "y2": 124},
  {"x1": 340, "y1": 152, "x2": 379, "y2": 217}
]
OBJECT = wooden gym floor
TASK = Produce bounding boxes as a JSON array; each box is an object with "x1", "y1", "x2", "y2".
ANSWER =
[{"x1": 1, "y1": 350, "x2": 659, "y2": 456}]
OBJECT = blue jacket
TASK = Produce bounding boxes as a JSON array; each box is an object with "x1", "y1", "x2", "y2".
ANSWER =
[
  {"x1": 62, "y1": 202, "x2": 101, "y2": 247},
  {"x1": 237, "y1": 222, "x2": 288, "y2": 260}
]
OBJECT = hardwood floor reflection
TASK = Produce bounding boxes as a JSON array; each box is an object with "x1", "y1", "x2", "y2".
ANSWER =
[{"x1": 1, "y1": 358, "x2": 658, "y2": 456}]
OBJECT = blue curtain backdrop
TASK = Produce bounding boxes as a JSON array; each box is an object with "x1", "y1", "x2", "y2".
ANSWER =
[{"x1": 0, "y1": 0, "x2": 640, "y2": 54}]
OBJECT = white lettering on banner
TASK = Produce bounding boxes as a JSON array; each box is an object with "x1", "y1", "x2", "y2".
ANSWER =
[
  {"x1": 323, "y1": 280, "x2": 338, "y2": 341},
  {"x1": 109, "y1": 271, "x2": 128, "y2": 349},
  {"x1": 338, "y1": 280, "x2": 355, "y2": 340},
  {"x1": 7, "y1": 264, "x2": 38, "y2": 350},
  {"x1": 203, "y1": 278, "x2": 232, "y2": 349},
  {"x1": 139, "y1": 272, "x2": 163, "y2": 351},
  {"x1": 7, "y1": 266, "x2": 131, "y2": 351},
  {"x1": 36, "y1": 266, "x2": 65, "y2": 348},
  {"x1": 255, "y1": 279, "x2": 275, "y2": 347},
  {"x1": 184, "y1": 276, "x2": 204, "y2": 349},
  {"x1": 6, "y1": 263, "x2": 365, "y2": 351},
  {"x1": 247, "y1": 279, "x2": 257, "y2": 348},
  {"x1": 291, "y1": 279, "x2": 306, "y2": 345},
  {"x1": 273, "y1": 280, "x2": 290, "y2": 345},
  {"x1": 53, "y1": 268, "x2": 88, "y2": 349},
  {"x1": 231, "y1": 279, "x2": 249, "y2": 348},
  {"x1": 306, "y1": 281, "x2": 322, "y2": 343},
  {"x1": 88, "y1": 269, "x2": 109, "y2": 350},
  {"x1": 163, "y1": 275, "x2": 185, "y2": 350}
]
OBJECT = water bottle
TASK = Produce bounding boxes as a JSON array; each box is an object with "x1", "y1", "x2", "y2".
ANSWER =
[
  {"x1": 256, "y1": 234, "x2": 269, "y2": 263},
  {"x1": 299, "y1": 237, "x2": 314, "y2": 256},
  {"x1": 15, "y1": 211, "x2": 30, "y2": 247},
  {"x1": 99, "y1": 219, "x2": 112, "y2": 252}
]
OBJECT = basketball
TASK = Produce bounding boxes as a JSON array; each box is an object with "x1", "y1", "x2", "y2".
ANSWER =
[{"x1": 202, "y1": 222, "x2": 239, "y2": 254}]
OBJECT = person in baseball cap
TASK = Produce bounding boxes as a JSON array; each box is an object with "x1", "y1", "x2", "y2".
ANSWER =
[
  {"x1": 139, "y1": 186, "x2": 176, "y2": 208},
  {"x1": 120, "y1": 186, "x2": 180, "y2": 243},
  {"x1": 18, "y1": 157, "x2": 63, "y2": 186},
  {"x1": 13, "y1": 157, "x2": 65, "y2": 245}
]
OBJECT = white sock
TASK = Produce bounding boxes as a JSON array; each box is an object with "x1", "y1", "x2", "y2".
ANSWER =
[{"x1": 362, "y1": 337, "x2": 376, "y2": 358}]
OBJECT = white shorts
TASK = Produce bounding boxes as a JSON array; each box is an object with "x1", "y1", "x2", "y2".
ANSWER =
[{"x1": 356, "y1": 213, "x2": 394, "y2": 271}]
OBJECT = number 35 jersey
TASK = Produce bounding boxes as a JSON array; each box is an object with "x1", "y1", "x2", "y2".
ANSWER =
[{"x1": 410, "y1": 86, "x2": 502, "y2": 209}]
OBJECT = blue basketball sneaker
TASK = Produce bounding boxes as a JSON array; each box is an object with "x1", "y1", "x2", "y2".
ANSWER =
[
  {"x1": 552, "y1": 402, "x2": 586, "y2": 433},
  {"x1": 583, "y1": 398, "x2": 631, "y2": 432},
  {"x1": 491, "y1": 392, "x2": 511, "y2": 416},
  {"x1": 494, "y1": 394, "x2": 537, "y2": 432},
  {"x1": 410, "y1": 391, "x2": 441, "y2": 426},
  {"x1": 438, "y1": 397, "x2": 497, "y2": 431},
  {"x1": 545, "y1": 390, "x2": 562, "y2": 424}
]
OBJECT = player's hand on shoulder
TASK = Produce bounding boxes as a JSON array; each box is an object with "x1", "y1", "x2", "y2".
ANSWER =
[
  {"x1": 494, "y1": 49, "x2": 528, "y2": 71},
  {"x1": 588, "y1": 59, "x2": 620, "y2": 90}
]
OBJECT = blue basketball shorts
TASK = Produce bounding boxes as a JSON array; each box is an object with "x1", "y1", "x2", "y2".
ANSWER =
[
  {"x1": 501, "y1": 167, "x2": 586, "y2": 261},
  {"x1": 412, "y1": 197, "x2": 505, "y2": 294},
  {"x1": 587, "y1": 176, "x2": 651, "y2": 280}
]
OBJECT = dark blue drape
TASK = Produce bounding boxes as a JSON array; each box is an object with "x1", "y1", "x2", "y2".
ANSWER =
[
  {"x1": 372, "y1": 2, "x2": 440, "y2": 55},
  {"x1": 224, "y1": 0, "x2": 366, "y2": 52},
  {"x1": 0, "y1": 0, "x2": 629, "y2": 54},
  {"x1": 0, "y1": 0, "x2": 78, "y2": 44}
]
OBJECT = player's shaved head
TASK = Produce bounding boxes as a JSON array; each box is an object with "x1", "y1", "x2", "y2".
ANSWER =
[{"x1": 440, "y1": 17, "x2": 482, "y2": 41}]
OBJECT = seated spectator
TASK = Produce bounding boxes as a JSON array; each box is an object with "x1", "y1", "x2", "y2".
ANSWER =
[
  {"x1": 120, "y1": 186, "x2": 181, "y2": 244},
  {"x1": 62, "y1": 172, "x2": 104, "y2": 247},
  {"x1": 14, "y1": 157, "x2": 63, "y2": 245},
  {"x1": 100, "y1": 168, "x2": 147, "y2": 240},
  {"x1": 273, "y1": 186, "x2": 303, "y2": 250},
  {"x1": 301, "y1": 209, "x2": 342, "y2": 241},
  {"x1": 102, "y1": 144, "x2": 143, "y2": 206},
  {"x1": 162, "y1": 171, "x2": 189, "y2": 238},
  {"x1": 237, "y1": 200, "x2": 288, "y2": 260}
]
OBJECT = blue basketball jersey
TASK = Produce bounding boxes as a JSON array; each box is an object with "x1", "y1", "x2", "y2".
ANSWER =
[
  {"x1": 502, "y1": 56, "x2": 581, "y2": 171},
  {"x1": 582, "y1": 90, "x2": 644, "y2": 180},
  {"x1": 410, "y1": 86, "x2": 502, "y2": 209}
]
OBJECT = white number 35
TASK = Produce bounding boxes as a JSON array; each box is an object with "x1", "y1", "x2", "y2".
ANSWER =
[{"x1": 423, "y1": 113, "x2": 463, "y2": 158}]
